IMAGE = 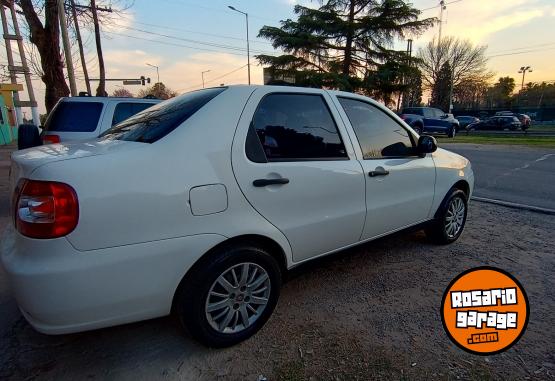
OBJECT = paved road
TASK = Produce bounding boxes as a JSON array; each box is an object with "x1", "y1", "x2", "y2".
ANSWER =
[{"x1": 445, "y1": 143, "x2": 555, "y2": 210}]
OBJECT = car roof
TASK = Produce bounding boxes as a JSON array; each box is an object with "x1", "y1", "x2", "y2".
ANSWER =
[{"x1": 60, "y1": 96, "x2": 162, "y2": 104}]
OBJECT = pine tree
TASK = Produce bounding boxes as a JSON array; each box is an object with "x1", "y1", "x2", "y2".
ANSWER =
[{"x1": 256, "y1": 0, "x2": 435, "y2": 94}]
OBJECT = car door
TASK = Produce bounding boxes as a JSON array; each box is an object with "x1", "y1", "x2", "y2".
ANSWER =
[
  {"x1": 422, "y1": 108, "x2": 439, "y2": 132},
  {"x1": 231, "y1": 88, "x2": 366, "y2": 263},
  {"x1": 332, "y1": 95, "x2": 436, "y2": 240}
]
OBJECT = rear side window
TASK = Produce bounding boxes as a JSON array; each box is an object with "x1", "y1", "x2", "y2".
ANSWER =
[
  {"x1": 44, "y1": 102, "x2": 103, "y2": 132},
  {"x1": 101, "y1": 87, "x2": 226, "y2": 143},
  {"x1": 248, "y1": 93, "x2": 347, "y2": 161},
  {"x1": 112, "y1": 102, "x2": 156, "y2": 126},
  {"x1": 339, "y1": 97, "x2": 414, "y2": 159}
]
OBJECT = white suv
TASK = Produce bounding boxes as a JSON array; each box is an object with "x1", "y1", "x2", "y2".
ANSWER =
[
  {"x1": 40, "y1": 96, "x2": 161, "y2": 144},
  {"x1": 3, "y1": 85, "x2": 474, "y2": 347}
]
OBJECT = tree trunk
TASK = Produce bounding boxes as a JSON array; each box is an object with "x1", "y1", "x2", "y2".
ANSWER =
[
  {"x1": 90, "y1": 0, "x2": 106, "y2": 96},
  {"x1": 18, "y1": 0, "x2": 70, "y2": 113},
  {"x1": 342, "y1": 0, "x2": 356, "y2": 76}
]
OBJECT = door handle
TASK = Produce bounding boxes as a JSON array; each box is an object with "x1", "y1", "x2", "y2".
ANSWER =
[
  {"x1": 253, "y1": 178, "x2": 290, "y2": 187},
  {"x1": 368, "y1": 169, "x2": 389, "y2": 177}
]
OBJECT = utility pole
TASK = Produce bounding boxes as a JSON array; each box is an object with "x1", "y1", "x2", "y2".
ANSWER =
[
  {"x1": 438, "y1": 0, "x2": 446, "y2": 44},
  {"x1": 90, "y1": 0, "x2": 106, "y2": 96},
  {"x1": 58, "y1": 0, "x2": 77, "y2": 96},
  {"x1": 70, "y1": 0, "x2": 92, "y2": 94},
  {"x1": 228, "y1": 6, "x2": 250, "y2": 84}
]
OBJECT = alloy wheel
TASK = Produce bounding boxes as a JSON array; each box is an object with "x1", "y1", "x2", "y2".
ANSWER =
[
  {"x1": 205, "y1": 262, "x2": 271, "y2": 334},
  {"x1": 445, "y1": 196, "x2": 465, "y2": 238}
]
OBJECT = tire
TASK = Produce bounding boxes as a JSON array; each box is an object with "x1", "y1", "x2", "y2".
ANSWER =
[
  {"x1": 448, "y1": 125, "x2": 456, "y2": 138},
  {"x1": 425, "y1": 189, "x2": 468, "y2": 245},
  {"x1": 17, "y1": 124, "x2": 42, "y2": 150},
  {"x1": 174, "y1": 244, "x2": 282, "y2": 347},
  {"x1": 413, "y1": 124, "x2": 423, "y2": 135}
]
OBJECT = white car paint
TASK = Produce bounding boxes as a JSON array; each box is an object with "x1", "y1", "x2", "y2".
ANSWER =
[{"x1": 1, "y1": 85, "x2": 474, "y2": 335}]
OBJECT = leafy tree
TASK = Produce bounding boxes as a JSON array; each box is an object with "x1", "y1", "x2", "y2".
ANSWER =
[
  {"x1": 137, "y1": 83, "x2": 177, "y2": 100},
  {"x1": 517, "y1": 82, "x2": 555, "y2": 108},
  {"x1": 417, "y1": 36, "x2": 492, "y2": 97},
  {"x1": 430, "y1": 61, "x2": 452, "y2": 111},
  {"x1": 256, "y1": 0, "x2": 435, "y2": 93},
  {"x1": 112, "y1": 88, "x2": 134, "y2": 97},
  {"x1": 486, "y1": 77, "x2": 515, "y2": 108}
]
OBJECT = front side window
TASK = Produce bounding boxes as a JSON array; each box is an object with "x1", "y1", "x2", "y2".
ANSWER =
[
  {"x1": 338, "y1": 97, "x2": 414, "y2": 159},
  {"x1": 250, "y1": 93, "x2": 347, "y2": 161}
]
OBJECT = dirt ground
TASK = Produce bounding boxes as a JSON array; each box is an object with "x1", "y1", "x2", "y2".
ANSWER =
[{"x1": 1, "y1": 201, "x2": 554, "y2": 381}]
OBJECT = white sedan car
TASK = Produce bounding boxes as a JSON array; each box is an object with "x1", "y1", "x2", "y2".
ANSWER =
[{"x1": 2, "y1": 85, "x2": 474, "y2": 347}]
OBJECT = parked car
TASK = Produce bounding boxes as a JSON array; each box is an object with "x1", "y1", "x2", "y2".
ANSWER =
[
  {"x1": 467, "y1": 116, "x2": 522, "y2": 131},
  {"x1": 515, "y1": 113, "x2": 531, "y2": 130},
  {"x1": 493, "y1": 111, "x2": 531, "y2": 130},
  {"x1": 456, "y1": 116, "x2": 480, "y2": 129},
  {"x1": 3, "y1": 85, "x2": 474, "y2": 347},
  {"x1": 18, "y1": 96, "x2": 161, "y2": 149},
  {"x1": 400, "y1": 107, "x2": 458, "y2": 137}
]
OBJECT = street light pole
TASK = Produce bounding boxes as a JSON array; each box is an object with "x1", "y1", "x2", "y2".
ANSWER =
[
  {"x1": 228, "y1": 5, "x2": 250, "y2": 85},
  {"x1": 518, "y1": 66, "x2": 532, "y2": 90},
  {"x1": 202, "y1": 70, "x2": 211, "y2": 88},
  {"x1": 517, "y1": 66, "x2": 532, "y2": 107},
  {"x1": 146, "y1": 63, "x2": 160, "y2": 84}
]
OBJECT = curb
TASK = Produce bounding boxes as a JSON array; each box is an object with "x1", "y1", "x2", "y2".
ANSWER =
[{"x1": 471, "y1": 196, "x2": 555, "y2": 216}]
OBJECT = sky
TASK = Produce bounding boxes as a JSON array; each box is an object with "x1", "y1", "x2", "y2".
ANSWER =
[{"x1": 2, "y1": 0, "x2": 555, "y2": 114}]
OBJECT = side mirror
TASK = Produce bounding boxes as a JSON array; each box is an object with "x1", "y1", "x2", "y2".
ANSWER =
[{"x1": 416, "y1": 135, "x2": 437, "y2": 156}]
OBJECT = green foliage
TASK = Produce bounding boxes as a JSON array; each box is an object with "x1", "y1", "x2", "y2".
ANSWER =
[
  {"x1": 518, "y1": 82, "x2": 555, "y2": 107},
  {"x1": 257, "y1": 0, "x2": 435, "y2": 102},
  {"x1": 486, "y1": 77, "x2": 516, "y2": 108}
]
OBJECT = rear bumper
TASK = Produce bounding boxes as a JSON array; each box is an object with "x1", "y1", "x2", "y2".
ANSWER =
[{"x1": 0, "y1": 225, "x2": 225, "y2": 334}]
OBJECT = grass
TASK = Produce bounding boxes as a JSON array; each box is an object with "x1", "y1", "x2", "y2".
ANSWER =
[
  {"x1": 439, "y1": 134, "x2": 555, "y2": 148},
  {"x1": 529, "y1": 124, "x2": 555, "y2": 132}
]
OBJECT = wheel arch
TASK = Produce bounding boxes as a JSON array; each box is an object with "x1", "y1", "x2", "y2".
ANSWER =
[
  {"x1": 433, "y1": 180, "x2": 470, "y2": 218},
  {"x1": 171, "y1": 234, "x2": 288, "y2": 311}
]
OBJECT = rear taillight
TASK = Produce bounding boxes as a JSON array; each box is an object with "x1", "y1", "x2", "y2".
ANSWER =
[
  {"x1": 42, "y1": 135, "x2": 60, "y2": 144},
  {"x1": 13, "y1": 179, "x2": 79, "y2": 239}
]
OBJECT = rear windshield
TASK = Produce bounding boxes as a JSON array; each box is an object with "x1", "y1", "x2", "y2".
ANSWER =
[
  {"x1": 44, "y1": 101, "x2": 103, "y2": 132},
  {"x1": 402, "y1": 108, "x2": 423, "y2": 116},
  {"x1": 101, "y1": 87, "x2": 226, "y2": 143}
]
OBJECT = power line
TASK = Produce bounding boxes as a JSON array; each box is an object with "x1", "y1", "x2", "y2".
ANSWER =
[
  {"x1": 421, "y1": 0, "x2": 462, "y2": 12},
  {"x1": 176, "y1": 64, "x2": 249, "y2": 92},
  {"x1": 487, "y1": 41, "x2": 555, "y2": 55},
  {"x1": 117, "y1": 14, "x2": 274, "y2": 46},
  {"x1": 109, "y1": 23, "x2": 278, "y2": 55},
  {"x1": 103, "y1": 30, "x2": 250, "y2": 56},
  {"x1": 488, "y1": 47, "x2": 555, "y2": 58}
]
